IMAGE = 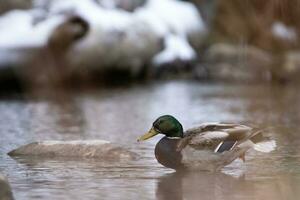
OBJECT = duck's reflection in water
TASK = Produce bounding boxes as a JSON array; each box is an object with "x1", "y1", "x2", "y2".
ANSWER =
[
  {"x1": 156, "y1": 171, "x2": 243, "y2": 200},
  {"x1": 156, "y1": 172, "x2": 183, "y2": 200},
  {"x1": 156, "y1": 171, "x2": 300, "y2": 200}
]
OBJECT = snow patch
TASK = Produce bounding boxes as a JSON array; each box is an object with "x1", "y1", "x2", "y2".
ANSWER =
[
  {"x1": 272, "y1": 22, "x2": 297, "y2": 41},
  {"x1": 136, "y1": 0, "x2": 205, "y2": 65},
  {"x1": 136, "y1": 0, "x2": 205, "y2": 35},
  {"x1": 0, "y1": 10, "x2": 64, "y2": 48},
  {"x1": 153, "y1": 34, "x2": 196, "y2": 65}
]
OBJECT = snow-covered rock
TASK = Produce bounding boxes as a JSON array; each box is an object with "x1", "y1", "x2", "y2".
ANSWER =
[
  {"x1": 0, "y1": 0, "x2": 206, "y2": 78},
  {"x1": 0, "y1": 174, "x2": 14, "y2": 200},
  {"x1": 60, "y1": 0, "x2": 205, "y2": 73},
  {"x1": 64, "y1": 2, "x2": 163, "y2": 75},
  {"x1": 135, "y1": 0, "x2": 206, "y2": 65},
  {"x1": 8, "y1": 140, "x2": 139, "y2": 160}
]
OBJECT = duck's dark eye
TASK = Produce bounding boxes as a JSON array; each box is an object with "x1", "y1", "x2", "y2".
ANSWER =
[{"x1": 153, "y1": 121, "x2": 162, "y2": 132}]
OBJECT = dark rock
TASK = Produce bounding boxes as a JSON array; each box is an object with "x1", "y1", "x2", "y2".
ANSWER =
[
  {"x1": 0, "y1": 0, "x2": 32, "y2": 15},
  {"x1": 0, "y1": 174, "x2": 14, "y2": 200},
  {"x1": 16, "y1": 15, "x2": 90, "y2": 89},
  {"x1": 47, "y1": 15, "x2": 89, "y2": 53}
]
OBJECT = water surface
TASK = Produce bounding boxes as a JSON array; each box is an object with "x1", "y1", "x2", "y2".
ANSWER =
[{"x1": 0, "y1": 81, "x2": 300, "y2": 199}]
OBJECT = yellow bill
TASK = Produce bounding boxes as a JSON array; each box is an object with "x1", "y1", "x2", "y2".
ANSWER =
[{"x1": 137, "y1": 127, "x2": 159, "y2": 141}]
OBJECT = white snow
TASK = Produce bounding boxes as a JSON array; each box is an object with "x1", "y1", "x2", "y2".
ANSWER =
[
  {"x1": 0, "y1": 9, "x2": 64, "y2": 48},
  {"x1": 136, "y1": 0, "x2": 205, "y2": 65},
  {"x1": 271, "y1": 22, "x2": 297, "y2": 41},
  {"x1": 137, "y1": 0, "x2": 205, "y2": 35},
  {"x1": 48, "y1": 0, "x2": 132, "y2": 28},
  {"x1": 153, "y1": 34, "x2": 196, "y2": 65}
]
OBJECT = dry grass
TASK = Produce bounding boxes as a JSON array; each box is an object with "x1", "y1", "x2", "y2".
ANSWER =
[{"x1": 211, "y1": 0, "x2": 300, "y2": 51}]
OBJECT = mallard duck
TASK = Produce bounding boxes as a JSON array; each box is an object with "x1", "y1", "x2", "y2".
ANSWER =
[{"x1": 138, "y1": 115, "x2": 276, "y2": 171}]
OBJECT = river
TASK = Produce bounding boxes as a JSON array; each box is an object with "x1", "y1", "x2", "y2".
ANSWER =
[{"x1": 0, "y1": 80, "x2": 300, "y2": 199}]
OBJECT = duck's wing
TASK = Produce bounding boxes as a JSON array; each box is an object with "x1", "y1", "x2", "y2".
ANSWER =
[{"x1": 177, "y1": 123, "x2": 255, "y2": 152}]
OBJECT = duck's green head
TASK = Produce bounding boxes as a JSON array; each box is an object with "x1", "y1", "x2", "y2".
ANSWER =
[{"x1": 138, "y1": 115, "x2": 184, "y2": 141}]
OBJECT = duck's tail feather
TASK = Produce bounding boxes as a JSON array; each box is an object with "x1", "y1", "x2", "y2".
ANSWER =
[
  {"x1": 250, "y1": 130, "x2": 276, "y2": 153},
  {"x1": 253, "y1": 140, "x2": 276, "y2": 152}
]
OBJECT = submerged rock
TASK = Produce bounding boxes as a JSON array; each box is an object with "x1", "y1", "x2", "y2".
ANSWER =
[
  {"x1": 0, "y1": 174, "x2": 14, "y2": 200},
  {"x1": 8, "y1": 140, "x2": 139, "y2": 161}
]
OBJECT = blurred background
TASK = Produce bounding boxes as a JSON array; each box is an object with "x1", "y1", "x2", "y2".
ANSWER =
[
  {"x1": 1, "y1": 0, "x2": 300, "y2": 92},
  {"x1": 1, "y1": 0, "x2": 300, "y2": 200}
]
